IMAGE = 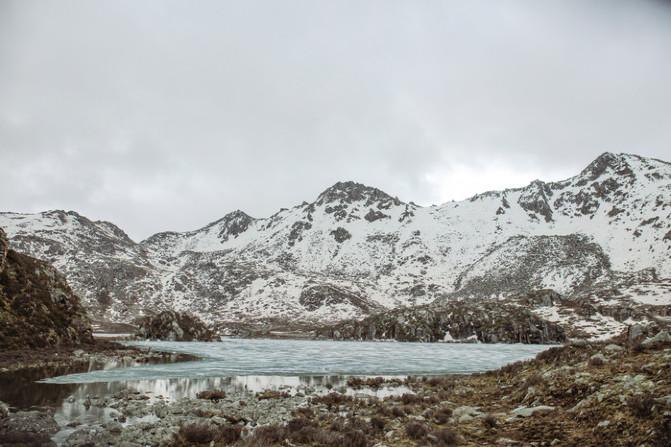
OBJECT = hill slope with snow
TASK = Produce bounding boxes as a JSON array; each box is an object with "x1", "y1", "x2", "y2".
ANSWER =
[{"x1": 1, "y1": 152, "x2": 670, "y2": 327}]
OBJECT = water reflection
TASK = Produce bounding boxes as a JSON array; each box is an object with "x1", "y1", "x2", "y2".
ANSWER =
[
  {"x1": 0, "y1": 353, "x2": 186, "y2": 408},
  {"x1": 45, "y1": 374, "x2": 412, "y2": 445}
]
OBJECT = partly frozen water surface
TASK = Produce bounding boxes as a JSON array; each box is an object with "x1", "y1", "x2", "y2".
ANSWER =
[
  {"x1": 22, "y1": 339, "x2": 553, "y2": 446},
  {"x1": 42, "y1": 339, "x2": 553, "y2": 384}
]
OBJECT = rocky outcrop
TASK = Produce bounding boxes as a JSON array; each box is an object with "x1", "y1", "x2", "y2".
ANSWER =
[
  {"x1": 298, "y1": 284, "x2": 382, "y2": 313},
  {"x1": 134, "y1": 310, "x2": 217, "y2": 341},
  {"x1": 0, "y1": 227, "x2": 93, "y2": 349},
  {"x1": 318, "y1": 298, "x2": 567, "y2": 343}
]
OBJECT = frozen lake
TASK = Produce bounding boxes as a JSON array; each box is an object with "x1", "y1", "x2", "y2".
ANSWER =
[{"x1": 42, "y1": 338, "x2": 553, "y2": 384}]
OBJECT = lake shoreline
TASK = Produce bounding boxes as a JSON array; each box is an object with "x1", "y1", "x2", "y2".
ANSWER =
[{"x1": 0, "y1": 340, "x2": 199, "y2": 377}]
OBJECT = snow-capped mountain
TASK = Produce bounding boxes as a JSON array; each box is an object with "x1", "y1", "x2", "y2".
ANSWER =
[{"x1": 1, "y1": 152, "x2": 670, "y2": 327}]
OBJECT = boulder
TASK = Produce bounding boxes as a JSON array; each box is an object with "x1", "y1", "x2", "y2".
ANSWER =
[
  {"x1": 509, "y1": 405, "x2": 555, "y2": 418},
  {"x1": 452, "y1": 406, "x2": 484, "y2": 422},
  {"x1": 641, "y1": 330, "x2": 671, "y2": 348},
  {"x1": 627, "y1": 324, "x2": 646, "y2": 344}
]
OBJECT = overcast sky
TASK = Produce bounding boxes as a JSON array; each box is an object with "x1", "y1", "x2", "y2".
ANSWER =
[{"x1": 1, "y1": 0, "x2": 670, "y2": 241}]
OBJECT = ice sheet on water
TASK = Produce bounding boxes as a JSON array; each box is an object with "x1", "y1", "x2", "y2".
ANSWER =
[{"x1": 41, "y1": 339, "x2": 553, "y2": 384}]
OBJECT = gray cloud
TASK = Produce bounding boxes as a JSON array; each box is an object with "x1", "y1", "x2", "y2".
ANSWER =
[{"x1": 1, "y1": 0, "x2": 670, "y2": 240}]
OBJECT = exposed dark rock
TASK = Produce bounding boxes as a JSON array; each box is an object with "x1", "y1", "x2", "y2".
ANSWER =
[
  {"x1": 316, "y1": 181, "x2": 402, "y2": 208},
  {"x1": 0, "y1": 227, "x2": 93, "y2": 349},
  {"x1": 299, "y1": 284, "x2": 381, "y2": 313},
  {"x1": 134, "y1": 310, "x2": 216, "y2": 341},
  {"x1": 578, "y1": 152, "x2": 634, "y2": 183},
  {"x1": 517, "y1": 180, "x2": 554, "y2": 222},
  {"x1": 288, "y1": 221, "x2": 312, "y2": 247},
  {"x1": 364, "y1": 209, "x2": 390, "y2": 222},
  {"x1": 213, "y1": 210, "x2": 254, "y2": 242},
  {"x1": 330, "y1": 227, "x2": 352, "y2": 243}
]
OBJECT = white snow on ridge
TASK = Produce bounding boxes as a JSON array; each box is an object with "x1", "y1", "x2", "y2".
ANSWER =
[{"x1": 1, "y1": 153, "x2": 670, "y2": 324}]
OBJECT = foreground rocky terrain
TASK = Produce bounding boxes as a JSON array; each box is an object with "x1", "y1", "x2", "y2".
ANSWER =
[
  {"x1": 1, "y1": 152, "x2": 670, "y2": 334},
  {"x1": 5, "y1": 328, "x2": 667, "y2": 447}
]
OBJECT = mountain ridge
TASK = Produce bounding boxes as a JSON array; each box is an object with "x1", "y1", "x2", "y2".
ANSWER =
[{"x1": 1, "y1": 151, "x2": 670, "y2": 335}]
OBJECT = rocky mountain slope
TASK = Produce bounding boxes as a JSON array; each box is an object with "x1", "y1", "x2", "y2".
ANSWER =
[
  {"x1": 1, "y1": 152, "x2": 670, "y2": 334},
  {"x1": 0, "y1": 228, "x2": 93, "y2": 349}
]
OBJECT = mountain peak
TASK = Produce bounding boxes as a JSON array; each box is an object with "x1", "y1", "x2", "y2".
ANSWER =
[
  {"x1": 579, "y1": 152, "x2": 633, "y2": 181},
  {"x1": 210, "y1": 210, "x2": 254, "y2": 241},
  {"x1": 315, "y1": 181, "x2": 402, "y2": 208}
]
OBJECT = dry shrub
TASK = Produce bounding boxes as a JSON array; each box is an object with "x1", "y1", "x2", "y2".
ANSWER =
[
  {"x1": 313, "y1": 392, "x2": 353, "y2": 409},
  {"x1": 329, "y1": 418, "x2": 346, "y2": 432},
  {"x1": 286, "y1": 417, "x2": 316, "y2": 433},
  {"x1": 425, "y1": 376, "x2": 454, "y2": 389},
  {"x1": 196, "y1": 389, "x2": 226, "y2": 401},
  {"x1": 483, "y1": 413, "x2": 497, "y2": 429},
  {"x1": 536, "y1": 346, "x2": 566, "y2": 364},
  {"x1": 628, "y1": 393, "x2": 655, "y2": 418},
  {"x1": 288, "y1": 426, "x2": 320, "y2": 443},
  {"x1": 177, "y1": 423, "x2": 215, "y2": 444},
  {"x1": 342, "y1": 429, "x2": 368, "y2": 447},
  {"x1": 0, "y1": 432, "x2": 54, "y2": 445},
  {"x1": 423, "y1": 408, "x2": 435, "y2": 419},
  {"x1": 405, "y1": 421, "x2": 429, "y2": 440},
  {"x1": 256, "y1": 390, "x2": 290, "y2": 400},
  {"x1": 522, "y1": 373, "x2": 544, "y2": 389},
  {"x1": 400, "y1": 393, "x2": 423, "y2": 405},
  {"x1": 191, "y1": 408, "x2": 215, "y2": 418},
  {"x1": 248, "y1": 425, "x2": 285, "y2": 446},
  {"x1": 292, "y1": 406, "x2": 315, "y2": 419},
  {"x1": 375, "y1": 402, "x2": 392, "y2": 417},
  {"x1": 391, "y1": 406, "x2": 406, "y2": 418},
  {"x1": 174, "y1": 423, "x2": 242, "y2": 445},
  {"x1": 653, "y1": 417, "x2": 671, "y2": 447},
  {"x1": 498, "y1": 360, "x2": 526, "y2": 375},
  {"x1": 218, "y1": 425, "x2": 242, "y2": 444},
  {"x1": 434, "y1": 406, "x2": 453, "y2": 424},
  {"x1": 347, "y1": 376, "x2": 385, "y2": 389},
  {"x1": 370, "y1": 416, "x2": 385, "y2": 432},
  {"x1": 588, "y1": 356, "x2": 605, "y2": 367},
  {"x1": 431, "y1": 427, "x2": 458, "y2": 446}
]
